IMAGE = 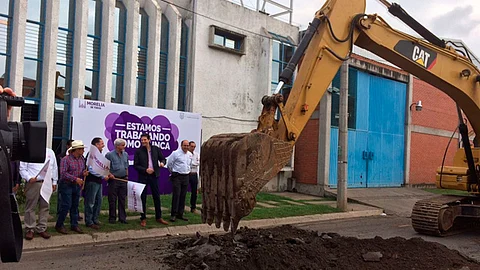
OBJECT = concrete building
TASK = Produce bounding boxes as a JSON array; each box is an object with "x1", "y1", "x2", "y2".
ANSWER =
[{"x1": 0, "y1": 0, "x2": 299, "y2": 160}]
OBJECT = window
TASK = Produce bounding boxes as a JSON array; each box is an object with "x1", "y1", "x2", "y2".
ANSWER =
[
  {"x1": 136, "y1": 9, "x2": 148, "y2": 106},
  {"x1": 209, "y1": 25, "x2": 245, "y2": 55},
  {"x1": 23, "y1": 0, "x2": 46, "y2": 121},
  {"x1": 53, "y1": 0, "x2": 75, "y2": 153},
  {"x1": 112, "y1": 1, "x2": 126, "y2": 103},
  {"x1": 0, "y1": 0, "x2": 12, "y2": 87},
  {"x1": 85, "y1": 0, "x2": 102, "y2": 100},
  {"x1": 330, "y1": 68, "x2": 357, "y2": 129},
  {"x1": 269, "y1": 32, "x2": 295, "y2": 120},
  {"x1": 158, "y1": 14, "x2": 169, "y2": 109},
  {"x1": 178, "y1": 21, "x2": 188, "y2": 111},
  {"x1": 270, "y1": 34, "x2": 294, "y2": 95}
]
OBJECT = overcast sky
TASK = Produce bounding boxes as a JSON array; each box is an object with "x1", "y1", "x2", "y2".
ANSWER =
[{"x1": 291, "y1": 0, "x2": 480, "y2": 57}]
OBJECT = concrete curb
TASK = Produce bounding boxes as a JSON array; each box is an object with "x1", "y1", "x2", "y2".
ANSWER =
[{"x1": 23, "y1": 208, "x2": 383, "y2": 250}]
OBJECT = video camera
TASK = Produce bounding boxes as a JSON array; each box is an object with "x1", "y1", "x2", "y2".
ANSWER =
[{"x1": 0, "y1": 93, "x2": 47, "y2": 263}]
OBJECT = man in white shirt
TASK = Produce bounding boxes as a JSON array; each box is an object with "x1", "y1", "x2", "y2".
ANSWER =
[
  {"x1": 188, "y1": 141, "x2": 200, "y2": 213},
  {"x1": 166, "y1": 140, "x2": 192, "y2": 222},
  {"x1": 20, "y1": 148, "x2": 58, "y2": 240}
]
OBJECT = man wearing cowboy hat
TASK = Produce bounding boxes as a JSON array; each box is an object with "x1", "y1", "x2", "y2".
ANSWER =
[{"x1": 55, "y1": 140, "x2": 88, "y2": 234}]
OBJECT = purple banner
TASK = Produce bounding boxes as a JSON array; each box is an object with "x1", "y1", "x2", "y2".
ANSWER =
[{"x1": 101, "y1": 111, "x2": 185, "y2": 195}]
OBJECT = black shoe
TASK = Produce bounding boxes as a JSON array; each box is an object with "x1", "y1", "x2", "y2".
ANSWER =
[
  {"x1": 177, "y1": 216, "x2": 189, "y2": 221},
  {"x1": 108, "y1": 220, "x2": 116, "y2": 224},
  {"x1": 169, "y1": 216, "x2": 176, "y2": 222},
  {"x1": 119, "y1": 220, "x2": 128, "y2": 224}
]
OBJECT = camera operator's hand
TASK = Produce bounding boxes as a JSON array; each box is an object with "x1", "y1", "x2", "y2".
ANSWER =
[
  {"x1": 75, "y1": 178, "x2": 84, "y2": 186},
  {"x1": 29, "y1": 177, "x2": 37, "y2": 183},
  {"x1": 0, "y1": 85, "x2": 16, "y2": 118}
]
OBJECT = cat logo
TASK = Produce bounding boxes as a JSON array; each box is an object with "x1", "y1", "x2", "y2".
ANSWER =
[
  {"x1": 412, "y1": 46, "x2": 431, "y2": 68},
  {"x1": 394, "y1": 40, "x2": 437, "y2": 70}
]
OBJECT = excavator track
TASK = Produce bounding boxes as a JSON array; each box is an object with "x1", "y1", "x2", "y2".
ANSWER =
[{"x1": 411, "y1": 195, "x2": 472, "y2": 236}]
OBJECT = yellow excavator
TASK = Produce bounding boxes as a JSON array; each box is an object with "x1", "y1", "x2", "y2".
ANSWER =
[{"x1": 200, "y1": 0, "x2": 480, "y2": 236}]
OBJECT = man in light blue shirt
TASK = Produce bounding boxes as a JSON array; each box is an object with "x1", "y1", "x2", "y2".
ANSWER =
[
  {"x1": 84, "y1": 137, "x2": 108, "y2": 230},
  {"x1": 166, "y1": 140, "x2": 192, "y2": 222}
]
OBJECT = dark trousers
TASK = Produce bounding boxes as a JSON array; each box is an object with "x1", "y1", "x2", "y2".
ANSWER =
[
  {"x1": 108, "y1": 179, "x2": 127, "y2": 222},
  {"x1": 139, "y1": 174, "x2": 163, "y2": 220},
  {"x1": 56, "y1": 192, "x2": 61, "y2": 216},
  {"x1": 55, "y1": 181, "x2": 80, "y2": 229},
  {"x1": 170, "y1": 173, "x2": 189, "y2": 218},
  {"x1": 189, "y1": 173, "x2": 199, "y2": 209}
]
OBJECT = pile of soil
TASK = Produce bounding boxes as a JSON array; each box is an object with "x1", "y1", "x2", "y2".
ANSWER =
[{"x1": 164, "y1": 225, "x2": 480, "y2": 270}]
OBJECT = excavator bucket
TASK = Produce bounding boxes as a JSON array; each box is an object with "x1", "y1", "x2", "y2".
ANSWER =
[{"x1": 200, "y1": 132, "x2": 293, "y2": 233}]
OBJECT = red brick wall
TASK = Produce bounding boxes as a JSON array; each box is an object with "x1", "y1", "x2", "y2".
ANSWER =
[
  {"x1": 409, "y1": 78, "x2": 466, "y2": 185},
  {"x1": 409, "y1": 133, "x2": 458, "y2": 184},
  {"x1": 293, "y1": 117, "x2": 319, "y2": 185},
  {"x1": 411, "y1": 78, "x2": 458, "y2": 130}
]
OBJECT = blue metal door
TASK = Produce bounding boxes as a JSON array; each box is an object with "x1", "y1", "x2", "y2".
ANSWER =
[
  {"x1": 329, "y1": 69, "x2": 406, "y2": 188},
  {"x1": 366, "y1": 74, "x2": 406, "y2": 187},
  {"x1": 329, "y1": 128, "x2": 368, "y2": 188}
]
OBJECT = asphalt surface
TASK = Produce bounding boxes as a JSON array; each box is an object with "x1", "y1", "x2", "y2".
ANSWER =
[{"x1": 3, "y1": 215, "x2": 480, "y2": 269}]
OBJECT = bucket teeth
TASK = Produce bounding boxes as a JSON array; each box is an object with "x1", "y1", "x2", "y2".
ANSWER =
[{"x1": 200, "y1": 132, "x2": 293, "y2": 233}]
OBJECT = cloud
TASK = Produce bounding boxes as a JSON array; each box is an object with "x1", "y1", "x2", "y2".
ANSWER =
[
  {"x1": 290, "y1": 0, "x2": 480, "y2": 57},
  {"x1": 430, "y1": 6, "x2": 480, "y2": 38}
]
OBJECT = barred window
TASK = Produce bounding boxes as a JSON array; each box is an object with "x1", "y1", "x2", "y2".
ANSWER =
[
  {"x1": 112, "y1": 1, "x2": 126, "y2": 103},
  {"x1": 136, "y1": 9, "x2": 148, "y2": 106},
  {"x1": 23, "y1": 0, "x2": 47, "y2": 121},
  {"x1": 178, "y1": 21, "x2": 188, "y2": 111},
  {"x1": 85, "y1": 0, "x2": 102, "y2": 100},
  {"x1": 158, "y1": 14, "x2": 169, "y2": 109},
  {"x1": 53, "y1": 0, "x2": 76, "y2": 154}
]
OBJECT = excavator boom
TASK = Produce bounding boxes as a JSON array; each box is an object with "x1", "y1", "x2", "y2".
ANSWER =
[{"x1": 201, "y1": 0, "x2": 480, "y2": 234}]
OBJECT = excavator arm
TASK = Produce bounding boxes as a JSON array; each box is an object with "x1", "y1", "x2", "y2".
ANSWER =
[{"x1": 201, "y1": 0, "x2": 480, "y2": 234}]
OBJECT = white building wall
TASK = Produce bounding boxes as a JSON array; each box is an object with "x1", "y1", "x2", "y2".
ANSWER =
[{"x1": 191, "y1": 0, "x2": 299, "y2": 142}]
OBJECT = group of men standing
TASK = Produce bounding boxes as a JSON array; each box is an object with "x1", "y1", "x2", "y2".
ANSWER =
[
  {"x1": 133, "y1": 134, "x2": 200, "y2": 226},
  {"x1": 19, "y1": 134, "x2": 200, "y2": 240}
]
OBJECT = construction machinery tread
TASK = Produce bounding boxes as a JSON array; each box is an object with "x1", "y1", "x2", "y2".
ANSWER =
[{"x1": 411, "y1": 195, "x2": 465, "y2": 236}]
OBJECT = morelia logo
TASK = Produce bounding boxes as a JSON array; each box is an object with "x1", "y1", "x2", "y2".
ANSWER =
[
  {"x1": 79, "y1": 100, "x2": 106, "y2": 109},
  {"x1": 394, "y1": 40, "x2": 437, "y2": 70}
]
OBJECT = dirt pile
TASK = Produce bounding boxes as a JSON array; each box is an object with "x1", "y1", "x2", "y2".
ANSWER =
[{"x1": 165, "y1": 225, "x2": 480, "y2": 270}]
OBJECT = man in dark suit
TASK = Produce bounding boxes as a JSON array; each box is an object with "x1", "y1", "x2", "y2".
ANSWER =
[{"x1": 134, "y1": 133, "x2": 169, "y2": 227}]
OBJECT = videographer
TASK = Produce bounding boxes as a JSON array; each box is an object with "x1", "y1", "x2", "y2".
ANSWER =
[
  {"x1": 0, "y1": 85, "x2": 48, "y2": 263},
  {"x1": 0, "y1": 85, "x2": 15, "y2": 117}
]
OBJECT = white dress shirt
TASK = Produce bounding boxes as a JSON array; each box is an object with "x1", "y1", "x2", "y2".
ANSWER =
[
  {"x1": 19, "y1": 148, "x2": 59, "y2": 185},
  {"x1": 190, "y1": 151, "x2": 200, "y2": 173},
  {"x1": 167, "y1": 149, "x2": 192, "y2": 174}
]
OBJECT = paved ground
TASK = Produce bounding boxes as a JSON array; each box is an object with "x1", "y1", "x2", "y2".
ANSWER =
[
  {"x1": 325, "y1": 187, "x2": 437, "y2": 217},
  {"x1": 5, "y1": 215, "x2": 480, "y2": 269}
]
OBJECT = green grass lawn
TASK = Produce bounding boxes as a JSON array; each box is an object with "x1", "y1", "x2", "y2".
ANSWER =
[
  {"x1": 423, "y1": 188, "x2": 470, "y2": 196},
  {"x1": 21, "y1": 192, "x2": 338, "y2": 236}
]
